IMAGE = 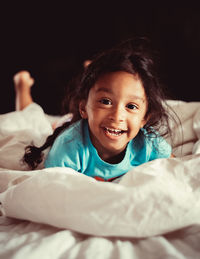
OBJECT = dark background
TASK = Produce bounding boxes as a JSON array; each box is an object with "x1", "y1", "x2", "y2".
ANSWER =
[{"x1": 1, "y1": 1, "x2": 200, "y2": 115}]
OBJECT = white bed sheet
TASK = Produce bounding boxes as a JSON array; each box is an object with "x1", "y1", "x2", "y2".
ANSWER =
[
  {"x1": 0, "y1": 216, "x2": 200, "y2": 259},
  {"x1": 0, "y1": 100, "x2": 200, "y2": 258}
]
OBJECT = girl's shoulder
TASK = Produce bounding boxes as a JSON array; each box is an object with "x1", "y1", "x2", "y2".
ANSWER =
[
  {"x1": 141, "y1": 127, "x2": 167, "y2": 144},
  {"x1": 56, "y1": 120, "x2": 84, "y2": 143},
  {"x1": 44, "y1": 120, "x2": 87, "y2": 169},
  {"x1": 133, "y1": 128, "x2": 172, "y2": 159}
]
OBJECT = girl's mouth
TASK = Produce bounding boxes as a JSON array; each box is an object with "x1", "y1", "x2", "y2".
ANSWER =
[{"x1": 103, "y1": 127, "x2": 128, "y2": 137}]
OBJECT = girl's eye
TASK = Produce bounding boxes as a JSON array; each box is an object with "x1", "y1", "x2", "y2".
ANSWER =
[
  {"x1": 99, "y1": 98, "x2": 112, "y2": 105},
  {"x1": 126, "y1": 103, "x2": 138, "y2": 110}
]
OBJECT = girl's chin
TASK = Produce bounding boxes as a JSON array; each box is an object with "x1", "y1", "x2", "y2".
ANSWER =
[{"x1": 98, "y1": 142, "x2": 127, "y2": 159}]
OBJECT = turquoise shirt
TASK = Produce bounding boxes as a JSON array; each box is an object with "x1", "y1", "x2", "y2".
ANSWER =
[{"x1": 44, "y1": 120, "x2": 171, "y2": 181}]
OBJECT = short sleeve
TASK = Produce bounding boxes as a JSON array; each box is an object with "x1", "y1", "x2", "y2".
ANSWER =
[
  {"x1": 149, "y1": 135, "x2": 172, "y2": 160},
  {"x1": 44, "y1": 132, "x2": 82, "y2": 172}
]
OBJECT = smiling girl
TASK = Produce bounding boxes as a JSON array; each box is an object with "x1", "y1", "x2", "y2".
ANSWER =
[{"x1": 23, "y1": 38, "x2": 173, "y2": 181}]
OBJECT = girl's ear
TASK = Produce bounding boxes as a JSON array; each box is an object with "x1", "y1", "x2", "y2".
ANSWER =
[
  {"x1": 79, "y1": 100, "x2": 88, "y2": 119},
  {"x1": 141, "y1": 114, "x2": 149, "y2": 128},
  {"x1": 141, "y1": 119, "x2": 147, "y2": 128}
]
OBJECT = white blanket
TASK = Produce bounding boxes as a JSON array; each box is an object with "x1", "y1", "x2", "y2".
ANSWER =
[
  {"x1": 1, "y1": 154, "x2": 200, "y2": 238},
  {"x1": 0, "y1": 100, "x2": 200, "y2": 258}
]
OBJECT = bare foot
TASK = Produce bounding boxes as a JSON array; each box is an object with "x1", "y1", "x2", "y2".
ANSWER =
[
  {"x1": 13, "y1": 71, "x2": 35, "y2": 111},
  {"x1": 13, "y1": 70, "x2": 34, "y2": 91}
]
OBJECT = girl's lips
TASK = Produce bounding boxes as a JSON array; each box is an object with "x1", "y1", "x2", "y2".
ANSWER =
[
  {"x1": 102, "y1": 127, "x2": 128, "y2": 139},
  {"x1": 104, "y1": 127, "x2": 127, "y2": 133}
]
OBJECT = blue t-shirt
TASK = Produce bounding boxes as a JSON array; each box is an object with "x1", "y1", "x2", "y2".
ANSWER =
[{"x1": 44, "y1": 120, "x2": 171, "y2": 181}]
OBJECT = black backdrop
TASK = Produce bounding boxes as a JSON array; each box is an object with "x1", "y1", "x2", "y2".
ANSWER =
[{"x1": 1, "y1": 1, "x2": 200, "y2": 115}]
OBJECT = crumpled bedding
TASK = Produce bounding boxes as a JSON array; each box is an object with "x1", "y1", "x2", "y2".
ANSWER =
[
  {"x1": 1, "y1": 153, "x2": 200, "y2": 238},
  {"x1": 0, "y1": 100, "x2": 200, "y2": 258}
]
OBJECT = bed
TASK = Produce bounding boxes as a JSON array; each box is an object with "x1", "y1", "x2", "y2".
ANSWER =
[{"x1": 0, "y1": 100, "x2": 200, "y2": 259}]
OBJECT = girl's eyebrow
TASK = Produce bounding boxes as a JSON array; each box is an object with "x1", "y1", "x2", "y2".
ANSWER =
[
  {"x1": 95, "y1": 87, "x2": 112, "y2": 93},
  {"x1": 129, "y1": 95, "x2": 146, "y2": 103},
  {"x1": 96, "y1": 87, "x2": 145, "y2": 102}
]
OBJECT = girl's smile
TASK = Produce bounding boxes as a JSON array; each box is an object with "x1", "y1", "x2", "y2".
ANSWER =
[
  {"x1": 103, "y1": 127, "x2": 128, "y2": 138},
  {"x1": 80, "y1": 71, "x2": 148, "y2": 162},
  {"x1": 101, "y1": 126, "x2": 128, "y2": 143}
]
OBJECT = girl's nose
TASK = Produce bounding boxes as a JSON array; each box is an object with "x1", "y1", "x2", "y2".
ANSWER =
[{"x1": 108, "y1": 105, "x2": 125, "y2": 122}]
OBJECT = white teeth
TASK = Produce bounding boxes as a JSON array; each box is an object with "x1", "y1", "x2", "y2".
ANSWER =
[
  {"x1": 105, "y1": 127, "x2": 126, "y2": 132},
  {"x1": 106, "y1": 127, "x2": 121, "y2": 133},
  {"x1": 104, "y1": 127, "x2": 127, "y2": 135}
]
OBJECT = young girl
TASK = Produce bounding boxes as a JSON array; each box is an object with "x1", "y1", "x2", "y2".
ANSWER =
[{"x1": 23, "y1": 38, "x2": 173, "y2": 182}]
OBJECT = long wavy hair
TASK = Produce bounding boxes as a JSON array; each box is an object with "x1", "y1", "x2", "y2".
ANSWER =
[{"x1": 23, "y1": 37, "x2": 175, "y2": 169}]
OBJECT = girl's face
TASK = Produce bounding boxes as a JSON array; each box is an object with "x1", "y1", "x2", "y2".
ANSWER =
[{"x1": 80, "y1": 71, "x2": 148, "y2": 162}]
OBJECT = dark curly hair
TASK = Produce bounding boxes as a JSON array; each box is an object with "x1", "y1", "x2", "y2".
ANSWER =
[{"x1": 23, "y1": 37, "x2": 175, "y2": 169}]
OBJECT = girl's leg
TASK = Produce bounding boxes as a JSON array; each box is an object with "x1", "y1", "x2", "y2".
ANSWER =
[{"x1": 13, "y1": 71, "x2": 35, "y2": 111}]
